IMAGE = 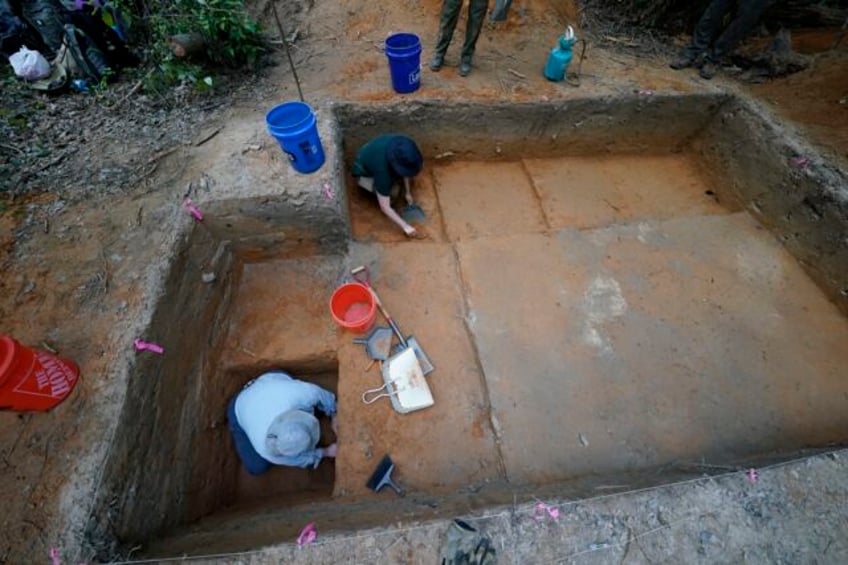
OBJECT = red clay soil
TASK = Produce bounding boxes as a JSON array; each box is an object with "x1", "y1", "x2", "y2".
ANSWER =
[
  {"x1": 335, "y1": 153, "x2": 848, "y2": 492},
  {"x1": 1, "y1": 0, "x2": 847, "y2": 561}
]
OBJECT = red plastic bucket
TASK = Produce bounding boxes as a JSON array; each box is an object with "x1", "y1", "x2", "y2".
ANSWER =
[
  {"x1": 0, "y1": 335, "x2": 80, "y2": 412},
  {"x1": 329, "y1": 283, "x2": 377, "y2": 334}
]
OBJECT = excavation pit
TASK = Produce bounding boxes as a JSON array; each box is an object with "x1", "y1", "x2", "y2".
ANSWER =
[{"x1": 88, "y1": 96, "x2": 848, "y2": 559}]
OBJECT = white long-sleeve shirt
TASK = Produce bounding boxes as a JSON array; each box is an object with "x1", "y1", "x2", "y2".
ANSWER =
[{"x1": 234, "y1": 372, "x2": 337, "y2": 469}]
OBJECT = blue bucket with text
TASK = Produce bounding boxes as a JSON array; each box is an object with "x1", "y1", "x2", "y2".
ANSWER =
[
  {"x1": 385, "y1": 33, "x2": 422, "y2": 94},
  {"x1": 265, "y1": 101, "x2": 325, "y2": 174}
]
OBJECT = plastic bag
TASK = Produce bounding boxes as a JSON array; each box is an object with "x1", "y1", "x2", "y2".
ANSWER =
[{"x1": 9, "y1": 46, "x2": 51, "y2": 80}]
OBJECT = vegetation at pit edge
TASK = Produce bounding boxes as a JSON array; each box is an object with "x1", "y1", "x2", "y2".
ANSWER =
[{"x1": 117, "y1": 0, "x2": 265, "y2": 93}]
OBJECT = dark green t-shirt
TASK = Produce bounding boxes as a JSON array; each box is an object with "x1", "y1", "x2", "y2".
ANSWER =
[{"x1": 352, "y1": 135, "x2": 399, "y2": 197}]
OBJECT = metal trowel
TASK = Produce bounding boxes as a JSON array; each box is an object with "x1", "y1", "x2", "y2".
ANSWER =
[{"x1": 401, "y1": 203, "x2": 426, "y2": 224}]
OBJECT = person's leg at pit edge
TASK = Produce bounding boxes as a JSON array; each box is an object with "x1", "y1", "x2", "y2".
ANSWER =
[
  {"x1": 700, "y1": 0, "x2": 776, "y2": 79},
  {"x1": 431, "y1": 0, "x2": 463, "y2": 71},
  {"x1": 459, "y1": 0, "x2": 488, "y2": 76},
  {"x1": 670, "y1": 0, "x2": 735, "y2": 70}
]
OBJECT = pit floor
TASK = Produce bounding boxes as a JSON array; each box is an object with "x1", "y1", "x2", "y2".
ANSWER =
[{"x1": 218, "y1": 154, "x2": 848, "y2": 511}]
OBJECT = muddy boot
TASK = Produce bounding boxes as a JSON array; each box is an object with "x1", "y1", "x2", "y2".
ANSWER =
[
  {"x1": 430, "y1": 52, "x2": 445, "y2": 72},
  {"x1": 459, "y1": 59, "x2": 472, "y2": 77},
  {"x1": 670, "y1": 51, "x2": 699, "y2": 70},
  {"x1": 699, "y1": 60, "x2": 718, "y2": 80}
]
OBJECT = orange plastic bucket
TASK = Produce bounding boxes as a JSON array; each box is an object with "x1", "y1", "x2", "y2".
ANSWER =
[
  {"x1": 0, "y1": 335, "x2": 80, "y2": 412},
  {"x1": 330, "y1": 283, "x2": 377, "y2": 334}
]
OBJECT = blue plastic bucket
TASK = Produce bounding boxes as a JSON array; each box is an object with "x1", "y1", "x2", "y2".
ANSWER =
[
  {"x1": 265, "y1": 101, "x2": 326, "y2": 174},
  {"x1": 385, "y1": 33, "x2": 422, "y2": 94}
]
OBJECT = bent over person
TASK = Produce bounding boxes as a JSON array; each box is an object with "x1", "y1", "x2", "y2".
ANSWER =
[
  {"x1": 228, "y1": 371, "x2": 338, "y2": 474},
  {"x1": 352, "y1": 134, "x2": 425, "y2": 238}
]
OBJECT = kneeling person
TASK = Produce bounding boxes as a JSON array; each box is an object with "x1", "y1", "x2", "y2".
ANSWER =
[
  {"x1": 352, "y1": 134, "x2": 425, "y2": 238},
  {"x1": 228, "y1": 371, "x2": 338, "y2": 474}
]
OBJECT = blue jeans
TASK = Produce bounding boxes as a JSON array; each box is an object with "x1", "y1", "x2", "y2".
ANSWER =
[{"x1": 227, "y1": 396, "x2": 271, "y2": 476}]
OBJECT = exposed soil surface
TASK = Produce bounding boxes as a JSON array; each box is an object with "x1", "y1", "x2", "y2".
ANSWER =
[
  {"x1": 1, "y1": 0, "x2": 847, "y2": 562},
  {"x1": 345, "y1": 155, "x2": 848, "y2": 485},
  {"x1": 151, "y1": 151, "x2": 848, "y2": 557}
]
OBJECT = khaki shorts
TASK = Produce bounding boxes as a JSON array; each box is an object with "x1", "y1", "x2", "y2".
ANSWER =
[
  {"x1": 357, "y1": 176, "x2": 375, "y2": 192},
  {"x1": 357, "y1": 176, "x2": 400, "y2": 199}
]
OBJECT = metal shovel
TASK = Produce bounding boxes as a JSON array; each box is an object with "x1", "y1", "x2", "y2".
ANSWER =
[{"x1": 351, "y1": 266, "x2": 434, "y2": 375}]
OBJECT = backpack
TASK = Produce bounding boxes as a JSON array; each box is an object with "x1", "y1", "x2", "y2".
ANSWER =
[{"x1": 439, "y1": 519, "x2": 497, "y2": 565}]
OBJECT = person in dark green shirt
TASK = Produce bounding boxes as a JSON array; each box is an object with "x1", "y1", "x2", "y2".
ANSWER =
[{"x1": 352, "y1": 134, "x2": 425, "y2": 237}]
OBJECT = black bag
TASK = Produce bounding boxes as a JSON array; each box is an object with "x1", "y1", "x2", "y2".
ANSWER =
[
  {"x1": 0, "y1": 0, "x2": 48, "y2": 59},
  {"x1": 20, "y1": 0, "x2": 66, "y2": 58}
]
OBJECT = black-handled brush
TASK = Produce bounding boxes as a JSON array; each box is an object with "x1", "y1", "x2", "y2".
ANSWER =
[{"x1": 366, "y1": 455, "x2": 405, "y2": 496}]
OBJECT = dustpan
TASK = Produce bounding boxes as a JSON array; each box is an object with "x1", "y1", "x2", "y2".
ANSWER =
[
  {"x1": 361, "y1": 347, "x2": 434, "y2": 414},
  {"x1": 353, "y1": 325, "x2": 393, "y2": 361}
]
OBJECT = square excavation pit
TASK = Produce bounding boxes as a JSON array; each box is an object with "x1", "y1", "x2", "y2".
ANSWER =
[{"x1": 90, "y1": 96, "x2": 848, "y2": 559}]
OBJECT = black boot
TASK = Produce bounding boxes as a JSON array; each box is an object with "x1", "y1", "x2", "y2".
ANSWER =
[
  {"x1": 430, "y1": 52, "x2": 445, "y2": 71},
  {"x1": 459, "y1": 59, "x2": 472, "y2": 76}
]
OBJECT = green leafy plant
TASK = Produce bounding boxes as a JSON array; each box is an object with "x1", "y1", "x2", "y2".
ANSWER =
[
  {"x1": 145, "y1": 58, "x2": 213, "y2": 93},
  {"x1": 150, "y1": 0, "x2": 263, "y2": 64},
  {"x1": 115, "y1": 0, "x2": 264, "y2": 90},
  {"x1": 186, "y1": 0, "x2": 264, "y2": 66},
  {"x1": 91, "y1": 68, "x2": 115, "y2": 94}
]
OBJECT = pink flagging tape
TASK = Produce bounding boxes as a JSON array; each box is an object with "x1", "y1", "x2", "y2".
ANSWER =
[
  {"x1": 183, "y1": 198, "x2": 204, "y2": 221},
  {"x1": 534, "y1": 501, "x2": 560, "y2": 522},
  {"x1": 133, "y1": 339, "x2": 164, "y2": 355},
  {"x1": 790, "y1": 156, "x2": 810, "y2": 170},
  {"x1": 297, "y1": 522, "x2": 317, "y2": 547}
]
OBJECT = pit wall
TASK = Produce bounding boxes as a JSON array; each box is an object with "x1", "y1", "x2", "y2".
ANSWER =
[
  {"x1": 145, "y1": 445, "x2": 836, "y2": 557},
  {"x1": 86, "y1": 107, "x2": 352, "y2": 556},
  {"x1": 200, "y1": 107, "x2": 351, "y2": 263},
  {"x1": 334, "y1": 94, "x2": 729, "y2": 160},
  {"x1": 85, "y1": 223, "x2": 236, "y2": 555},
  {"x1": 694, "y1": 97, "x2": 848, "y2": 314},
  {"x1": 86, "y1": 94, "x2": 848, "y2": 557}
]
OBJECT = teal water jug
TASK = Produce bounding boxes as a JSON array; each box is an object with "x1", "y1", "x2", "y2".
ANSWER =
[{"x1": 544, "y1": 26, "x2": 576, "y2": 82}]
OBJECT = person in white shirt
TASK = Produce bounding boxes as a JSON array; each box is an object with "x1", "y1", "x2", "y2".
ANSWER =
[{"x1": 227, "y1": 371, "x2": 338, "y2": 474}]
